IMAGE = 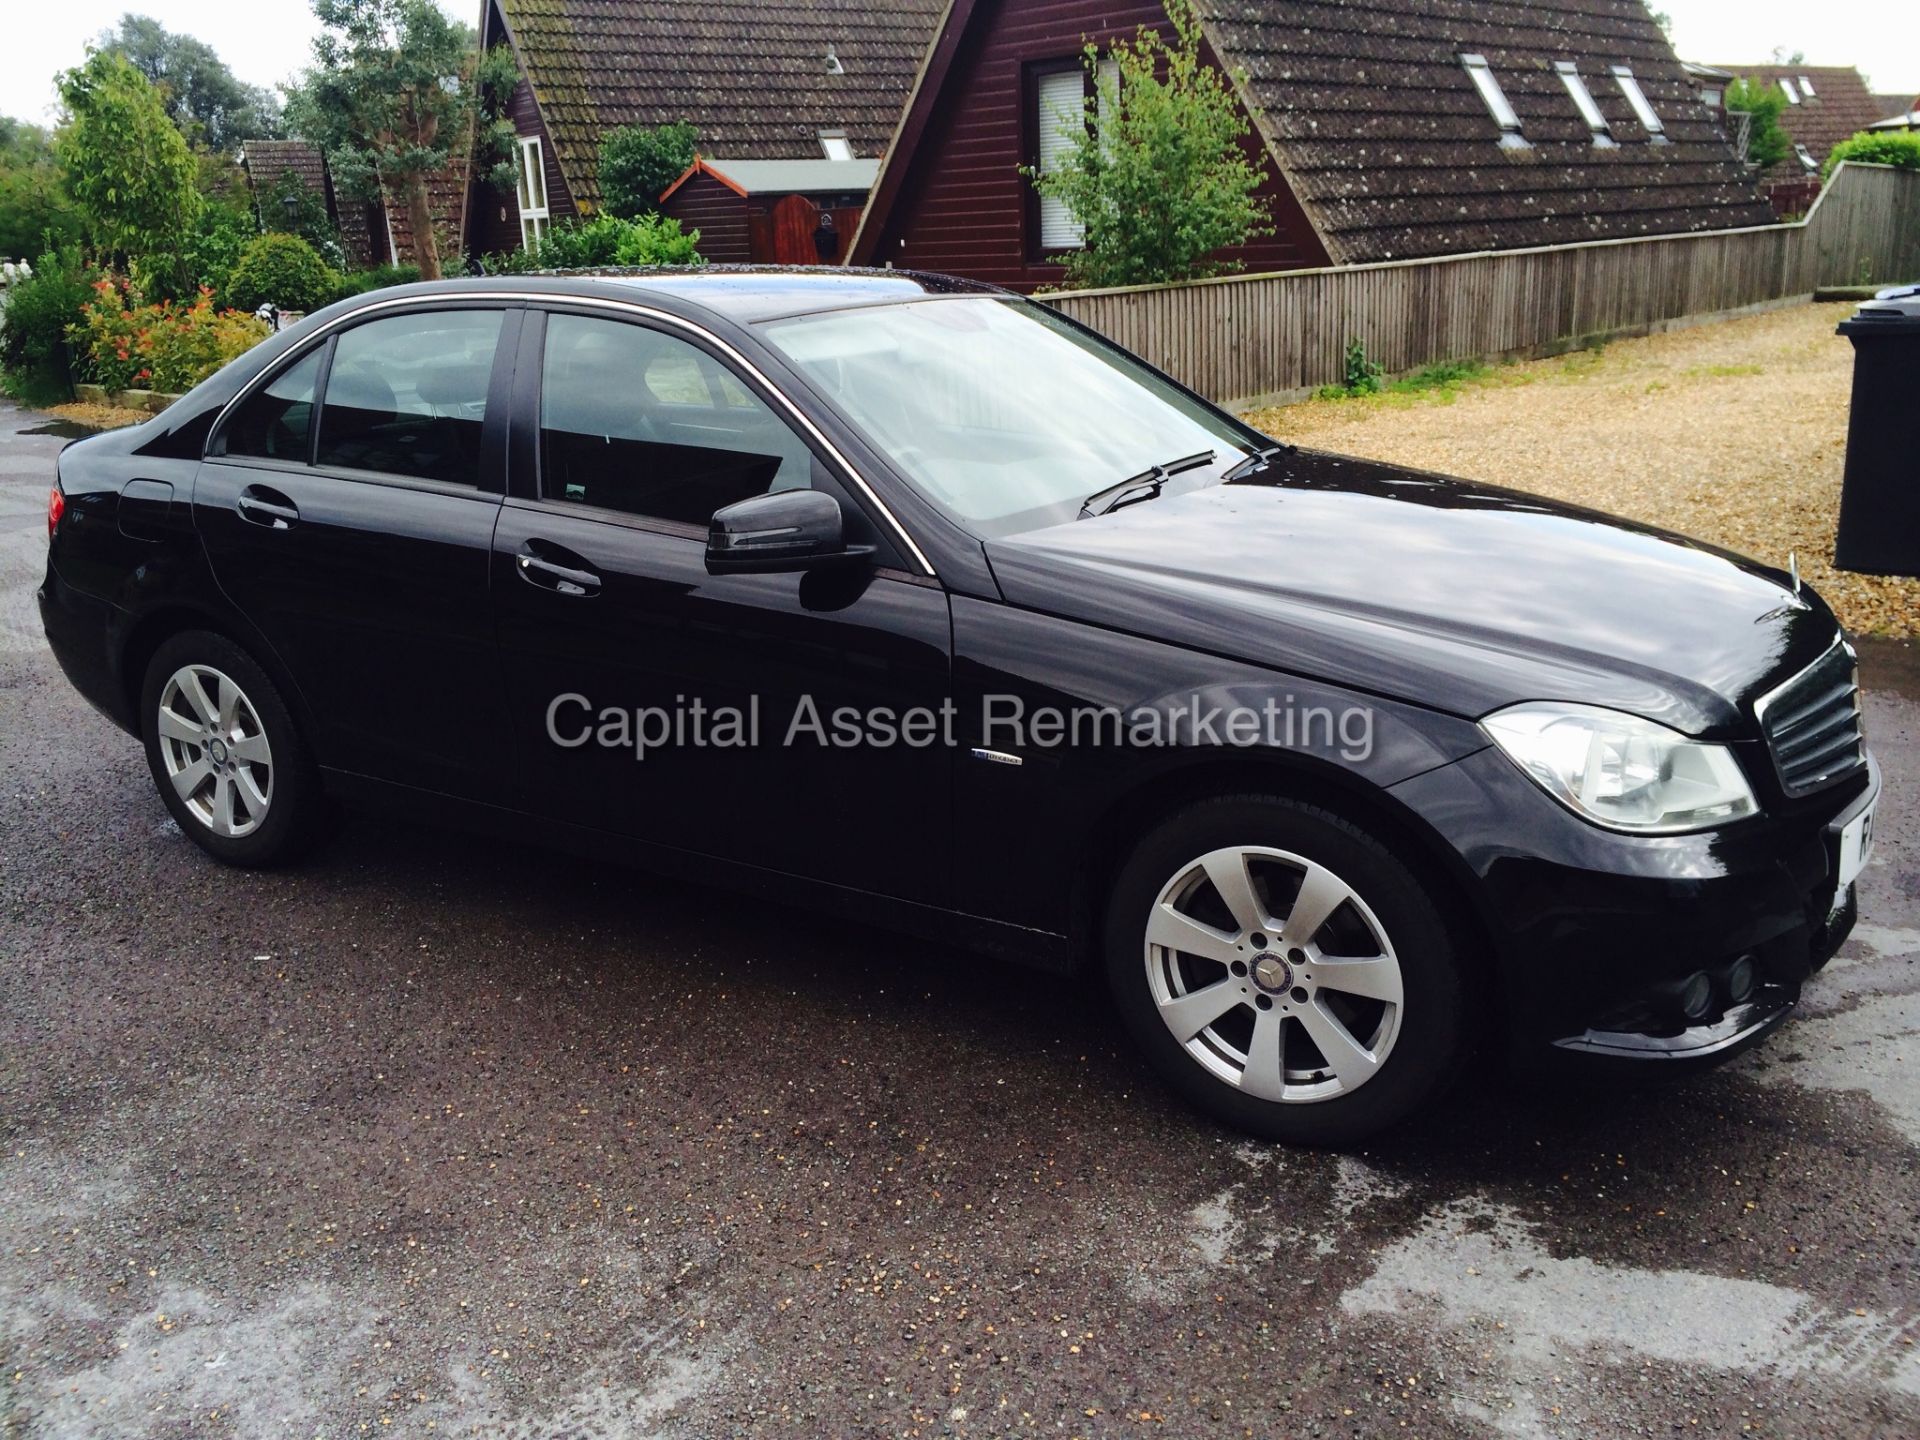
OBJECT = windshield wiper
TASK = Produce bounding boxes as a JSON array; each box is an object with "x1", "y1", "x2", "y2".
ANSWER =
[
  {"x1": 1078, "y1": 450, "x2": 1216, "y2": 519},
  {"x1": 1222, "y1": 443, "x2": 1291, "y2": 483}
]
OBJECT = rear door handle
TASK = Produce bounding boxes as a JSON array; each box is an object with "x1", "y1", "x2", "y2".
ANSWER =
[
  {"x1": 516, "y1": 548, "x2": 602, "y2": 597},
  {"x1": 237, "y1": 487, "x2": 299, "y2": 530}
]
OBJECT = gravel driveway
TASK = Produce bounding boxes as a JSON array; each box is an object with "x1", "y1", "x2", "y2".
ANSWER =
[
  {"x1": 2, "y1": 396, "x2": 1919, "y2": 1439},
  {"x1": 1244, "y1": 302, "x2": 1920, "y2": 638}
]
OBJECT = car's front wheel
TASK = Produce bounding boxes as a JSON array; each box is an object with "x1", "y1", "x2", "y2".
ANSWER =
[
  {"x1": 1106, "y1": 794, "x2": 1469, "y2": 1145},
  {"x1": 141, "y1": 630, "x2": 323, "y2": 868}
]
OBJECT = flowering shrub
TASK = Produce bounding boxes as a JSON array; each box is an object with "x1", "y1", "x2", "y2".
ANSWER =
[{"x1": 74, "y1": 277, "x2": 271, "y2": 394}]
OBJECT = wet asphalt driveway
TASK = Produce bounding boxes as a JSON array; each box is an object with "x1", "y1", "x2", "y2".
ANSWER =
[{"x1": 2, "y1": 398, "x2": 1917, "y2": 1439}]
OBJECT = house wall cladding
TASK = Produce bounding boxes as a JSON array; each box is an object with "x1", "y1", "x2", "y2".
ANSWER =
[{"x1": 1043, "y1": 163, "x2": 1920, "y2": 407}]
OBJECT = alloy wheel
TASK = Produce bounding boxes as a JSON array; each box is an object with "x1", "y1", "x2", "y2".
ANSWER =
[
  {"x1": 156, "y1": 664, "x2": 274, "y2": 838},
  {"x1": 1144, "y1": 846, "x2": 1404, "y2": 1104}
]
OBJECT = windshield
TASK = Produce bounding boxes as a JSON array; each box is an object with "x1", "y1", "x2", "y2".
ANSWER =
[{"x1": 758, "y1": 297, "x2": 1266, "y2": 537}]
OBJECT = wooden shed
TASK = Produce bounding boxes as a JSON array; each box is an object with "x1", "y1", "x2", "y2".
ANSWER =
[{"x1": 657, "y1": 158, "x2": 879, "y2": 264}]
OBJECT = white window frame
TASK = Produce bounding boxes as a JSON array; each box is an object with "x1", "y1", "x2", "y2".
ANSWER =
[
  {"x1": 817, "y1": 129, "x2": 854, "y2": 161},
  {"x1": 1795, "y1": 142, "x2": 1819, "y2": 172},
  {"x1": 516, "y1": 136, "x2": 549, "y2": 250},
  {"x1": 1610, "y1": 65, "x2": 1669, "y2": 141},
  {"x1": 1555, "y1": 61, "x2": 1616, "y2": 147},
  {"x1": 1461, "y1": 54, "x2": 1529, "y2": 149},
  {"x1": 1779, "y1": 76, "x2": 1802, "y2": 105},
  {"x1": 1798, "y1": 75, "x2": 1817, "y2": 97}
]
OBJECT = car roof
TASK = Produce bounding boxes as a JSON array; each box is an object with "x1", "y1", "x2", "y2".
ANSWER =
[{"x1": 350, "y1": 266, "x2": 1010, "y2": 326}]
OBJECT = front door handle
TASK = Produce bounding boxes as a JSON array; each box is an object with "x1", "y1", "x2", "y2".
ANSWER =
[
  {"x1": 516, "y1": 548, "x2": 602, "y2": 597},
  {"x1": 237, "y1": 487, "x2": 299, "y2": 530}
]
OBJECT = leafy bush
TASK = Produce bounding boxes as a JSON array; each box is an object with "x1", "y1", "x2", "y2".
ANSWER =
[
  {"x1": 1824, "y1": 131, "x2": 1920, "y2": 178},
  {"x1": 479, "y1": 213, "x2": 703, "y2": 274},
  {"x1": 599, "y1": 120, "x2": 698, "y2": 219},
  {"x1": 0, "y1": 244, "x2": 98, "y2": 404},
  {"x1": 73, "y1": 277, "x2": 270, "y2": 392},
  {"x1": 224, "y1": 232, "x2": 338, "y2": 313},
  {"x1": 1315, "y1": 338, "x2": 1385, "y2": 399},
  {"x1": 329, "y1": 263, "x2": 422, "y2": 304}
]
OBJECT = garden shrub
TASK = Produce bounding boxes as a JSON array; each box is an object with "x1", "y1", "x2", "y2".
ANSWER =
[
  {"x1": 479, "y1": 213, "x2": 703, "y2": 274},
  {"x1": 329, "y1": 262, "x2": 422, "y2": 304},
  {"x1": 598, "y1": 120, "x2": 697, "y2": 219},
  {"x1": 224, "y1": 231, "x2": 338, "y2": 314},
  {"x1": 73, "y1": 277, "x2": 270, "y2": 393},
  {"x1": 1824, "y1": 131, "x2": 1920, "y2": 178},
  {"x1": 0, "y1": 244, "x2": 98, "y2": 404}
]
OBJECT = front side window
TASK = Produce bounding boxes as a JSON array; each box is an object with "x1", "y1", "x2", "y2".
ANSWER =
[
  {"x1": 759, "y1": 297, "x2": 1266, "y2": 538},
  {"x1": 314, "y1": 310, "x2": 505, "y2": 485},
  {"x1": 221, "y1": 345, "x2": 324, "y2": 461},
  {"x1": 516, "y1": 136, "x2": 549, "y2": 249},
  {"x1": 539, "y1": 313, "x2": 812, "y2": 526}
]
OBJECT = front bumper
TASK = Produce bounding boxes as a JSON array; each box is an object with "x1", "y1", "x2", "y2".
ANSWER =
[{"x1": 1390, "y1": 745, "x2": 1879, "y2": 1071}]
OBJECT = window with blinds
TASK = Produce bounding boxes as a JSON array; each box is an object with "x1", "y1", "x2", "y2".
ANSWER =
[{"x1": 1035, "y1": 68, "x2": 1088, "y2": 250}]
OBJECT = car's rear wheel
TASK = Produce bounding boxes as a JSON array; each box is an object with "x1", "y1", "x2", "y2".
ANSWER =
[
  {"x1": 141, "y1": 630, "x2": 323, "y2": 868},
  {"x1": 1106, "y1": 794, "x2": 1468, "y2": 1145}
]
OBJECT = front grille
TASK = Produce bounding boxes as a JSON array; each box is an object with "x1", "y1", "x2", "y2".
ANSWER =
[{"x1": 1757, "y1": 642, "x2": 1867, "y2": 798}]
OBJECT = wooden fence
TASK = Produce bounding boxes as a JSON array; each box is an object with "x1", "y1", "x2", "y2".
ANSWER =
[{"x1": 1043, "y1": 163, "x2": 1920, "y2": 408}]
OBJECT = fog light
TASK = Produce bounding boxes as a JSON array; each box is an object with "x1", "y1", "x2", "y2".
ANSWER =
[
  {"x1": 1679, "y1": 971, "x2": 1714, "y2": 1021},
  {"x1": 1727, "y1": 956, "x2": 1757, "y2": 1005}
]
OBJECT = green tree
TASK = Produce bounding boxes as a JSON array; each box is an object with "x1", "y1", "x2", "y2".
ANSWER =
[
  {"x1": 0, "y1": 120, "x2": 84, "y2": 260},
  {"x1": 99, "y1": 13, "x2": 281, "y2": 151},
  {"x1": 1824, "y1": 130, "x2": 1920, "y2": 178},
  {"x1": 598, "y1": 120, "x2": 698, "y2": 219},
  {"x1": 287, "y1": 0, "x2": 479, "y2": 280},
  {"x1": 55, "y1": 51, "x2": 202, "y2": 274},
  {"x1": 1023, "y1": 0, "x2": 1271, "y2": 288},
  {"x1": 1726, "y1": 77, "x2": 1791, "y2": 170}
]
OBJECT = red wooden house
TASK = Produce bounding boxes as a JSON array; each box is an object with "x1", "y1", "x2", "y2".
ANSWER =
[{"x1": 850, "y1": 0, "x2": 1773, "y2": 290}]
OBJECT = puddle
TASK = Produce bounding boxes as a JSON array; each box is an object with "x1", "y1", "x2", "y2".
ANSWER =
[{"x1": 18, "y1": 420, "x2": 94, "y2": 439}]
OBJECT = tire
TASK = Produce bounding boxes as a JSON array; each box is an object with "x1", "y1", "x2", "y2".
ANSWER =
[
  {"x1": 1105, "y1": 793, "x2": 1469, "y2": 1146},
  {"x1": 140, "y1": 629, "x2": 325, "y2": 868}
]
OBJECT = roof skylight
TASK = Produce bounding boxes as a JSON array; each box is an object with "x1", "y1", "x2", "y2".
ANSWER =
[
  {"x1": 1798, "y1": 75, "x2": 1817, "y2": 96},
  {"x1": 1780, "y1": 76, "x2": 1802, "y2": 104},
  {"x1": 1610, "y1": 65, "x2": 1669, "y2": 141},
  {"x1": 1461, "y1": 54, "x2": 1529, "y2": 148},
  {"x1": 1555, "y1": 62, "x2": 1617, "y2": 146},
  {"x1": 818, "y1": 130, "x2": 854, "y2": 161}
]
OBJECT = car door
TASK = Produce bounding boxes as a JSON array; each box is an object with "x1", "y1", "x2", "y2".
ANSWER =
[
  {"x1": 491, "y1": 306, "x2": 954, "y2": 906},
  {"x1": 195, "y1": 304, "x2": 520, "y2": 799}
]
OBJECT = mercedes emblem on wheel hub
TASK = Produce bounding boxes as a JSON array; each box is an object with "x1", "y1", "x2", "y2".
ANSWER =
[
  {"x1": 1250, "y1": 952, "x2": 1293, "y2": 994},
  {"x1": 207, "y1": 737, "x2": 230, "y2": 766}
]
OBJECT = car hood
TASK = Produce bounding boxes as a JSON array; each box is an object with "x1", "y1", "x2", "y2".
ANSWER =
[{"x1": 983, "y1": 450, "x2": 1839, "y2": 736}]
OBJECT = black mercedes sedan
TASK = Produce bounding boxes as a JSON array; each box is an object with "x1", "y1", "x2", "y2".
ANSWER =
[{"x1": 38, "y1": 270, "x2": 1879, "y2": 1144}]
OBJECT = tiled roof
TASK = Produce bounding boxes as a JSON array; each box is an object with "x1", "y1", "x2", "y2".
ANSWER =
[
  {"x1": 1710, "y1": 66, "x2": 1887, "y2": 177},
  {"x1": 1197, "y1": 0, "x2": 1773, "y2": 263},
  {"x1": 240, "y1": 140, "x2": 329, "y2": 198},
  {"x1": 498, "y1": 0, "x2": 944, "y2": 210},
  {"x1": 1872, "y1": 93, "x2": 1917, "y2": 121}
]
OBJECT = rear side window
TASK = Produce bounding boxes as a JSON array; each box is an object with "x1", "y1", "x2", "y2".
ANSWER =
[
  {"x1": 539, "y1": 313, "x2": 812, "y2": 525},
  {"x1": 222, "y1": 346, "x2": 323, "y2": 462},
  {"x1": 314, "y1": 310, "x2": 505, "y2": 485}
]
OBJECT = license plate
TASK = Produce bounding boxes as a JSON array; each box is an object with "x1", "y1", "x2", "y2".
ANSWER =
[{"x1": 1837, "y1": 803, "x2": 1877, "y2": 891}]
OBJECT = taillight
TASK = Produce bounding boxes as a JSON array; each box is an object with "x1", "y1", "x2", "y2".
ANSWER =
[{"x1": 47, "y1": 486, "x2": 65, "y2": 540}]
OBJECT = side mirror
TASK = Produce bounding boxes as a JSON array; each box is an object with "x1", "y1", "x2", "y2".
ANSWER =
[{"x1": 706, "y1": 489, "x2": 875, "y2": 575}]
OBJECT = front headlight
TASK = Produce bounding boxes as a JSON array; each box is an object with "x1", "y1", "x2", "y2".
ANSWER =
[{"x1": 1482, "y1": 702, "x2": 1758, "y2": 834}]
